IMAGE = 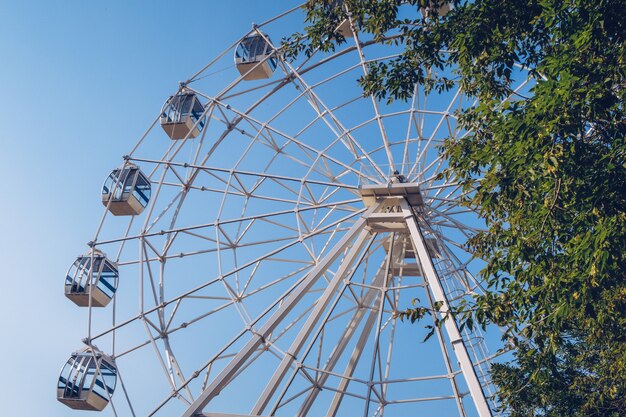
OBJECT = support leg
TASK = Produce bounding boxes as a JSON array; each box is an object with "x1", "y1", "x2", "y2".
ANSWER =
[
  {"x1": 296, "y1": 255, "x2": 393, "y2": 417},
  {"x1": 252, "y1": 229, "x2": 373, "y2": 414},
  {"x1": 180, "y1": 207, "x2": 376, "y2": 417},
  {"x1": 400, "y1": 199, "x2": 492, "y2": 417}
]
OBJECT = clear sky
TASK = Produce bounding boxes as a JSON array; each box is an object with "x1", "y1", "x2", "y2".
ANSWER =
[{"x1": 0, "y1": 2, "x2": 300, "y2": 415}]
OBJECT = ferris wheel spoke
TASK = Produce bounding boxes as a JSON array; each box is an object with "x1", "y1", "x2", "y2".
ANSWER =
[
  {"x1": 260, "y1": 117, "x2": 364, "y2": 189},
  {"x1": 424, "y1": 181, "x2": 466, "y2": 203},
  {"x1": 437, "y1": 205, "x2": 477, "y2": 217},
  {"x1": 285, "y1": 42, "x2": 393, "y2": 168},
  {"x1": 177, "y1": 207, "x2": 375, "y2": 417},
  {"x1": 301, "y1": 240, "x2": 404, "y2": 417},
  {"x1": 428, "y1": 220, "x2": 475, "y2": 242},
  {"x1": 426, "y1": 194, "x2": 469, "y2": 207},
  {"x1": 139, "y1": 264, "x2": 352, "y2": 364},
  {"x1": 97, "y1": 198, "x2": 361, "y2": 253},
  {"x1": 213, "y1": 102, "x2": 366, "y2": 186},
  {"x1": 428, "y1": 178, "x2": 469, "y2": 203},
  {"x1": 408, "y1": 83, "x2": 430, "y2": 178},
  {"x1": 417, "y1": 154, "x2": 448, "y2": 190},
  {"x1": 430, "y1": 183, "x2": 474, "y2": 204},
  {"x1": 296, "y1": 283, "x2": 380, "y2": 416},
  {"x1": 276, "y1": 57, "x2": 388, "y2": 180},
  {"x1": 117, "y1": 262, "x2": 314, "y2": 362},
  {"x1": 187, "y1": 81, "x2": 301, "y2": 189},
  {"x1": 351, "y1": 31, "x2": 395, "y2": 172},
  {"x1": 427, "y1": 207, "x2": 484, "y2": 236},
  {"x1": 436, "y1": 183, "x2": 476, "y2": 204},
  {"x1": 423, "y1": 182, "x2": 461, "y2": 191},
  {"x1": 135, "y1": 233, "x2": 300, "y2": 265},
  {"x1": 408, "y1": 86, "x2": 463, "y2": 181},
  {"x1": 211, "y1": 97, "x2": 378, "y2": 184},
  {"x1": 286, "y1": 74, "x2": 362, "y2": 167},
  {"x1": 401, "y1": 84, "x2": 419, "y2": 171},
  {"x1": 93, "y1": 208, "x2": 367, "y2": 349}
]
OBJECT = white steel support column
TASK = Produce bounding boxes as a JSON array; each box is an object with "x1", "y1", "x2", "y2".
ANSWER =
[
  {"x1": 399, "y1": 199, "x2": 493, "y2": 417},
  {"x1": 325, "y1": 297, "x2": 381, "y2": 417},
  {"x1": 296, "y1": 259, "x2": 391, "y2": 417},
  {"x1": 251, "y1": 228, "x2": 373, "y2": 415},
  {"x1": 181, "y1": 205, "x2": 378, "y2": 417},
  {"x1": 423, "y1": 276, "x2": 467, "y2": 417},
  {"x1": 324, "y1": 238, "x2": 405, "y2": 417}
]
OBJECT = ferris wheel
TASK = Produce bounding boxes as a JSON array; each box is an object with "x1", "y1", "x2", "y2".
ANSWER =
[{"x1": 57, "y1": 3, "x2": 532, "y2": 417}]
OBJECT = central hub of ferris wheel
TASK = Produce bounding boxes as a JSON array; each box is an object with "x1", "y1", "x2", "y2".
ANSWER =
[
  {"x1": 358, "y1": 182, "x2": 424, "y2": 208},
  {"x1": 358, "y1": 181, "x2": 435, "y2": 274},
  {"x1": 358, "y1": 181, "x2": 424, "y2": 232}
]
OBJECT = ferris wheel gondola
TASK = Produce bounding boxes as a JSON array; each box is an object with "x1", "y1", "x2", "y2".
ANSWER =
[
  {"x1": 57, "y1": 347, "x2": 117, "y2": 411},
  {"x1": 234, "y1": 33, "x2": 277, "y2": 80},
  {"x1": 65, "y1": 249, "x2": 118, "y2": 308},
  {"x1": 101, "y1": 164, "x2": 151, "y2": 216},
  {"x1": 160, "y1": 92, "x2": 206, "y2": 140}
]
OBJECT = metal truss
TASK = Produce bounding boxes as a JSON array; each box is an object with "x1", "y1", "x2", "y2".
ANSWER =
[
  {"x1": 176, "y1": 193, "x2": 493, "y2": 417},
  {"x1": 68, "y1": 3, "x2": 534, "y2": 417}
]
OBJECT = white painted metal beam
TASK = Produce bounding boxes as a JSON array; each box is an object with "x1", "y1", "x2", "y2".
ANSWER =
[
  {"x1": 202, "y1": 413, "x2": 267, "y2": 417},
  {"x1": 296, "y1": 265, "x2": 387, "y2": 417},
  {"x1": 180, "y1": 205, "x2": 378, "y2": 417},
  {"x1": 323, "y1": 236, "x2": 407, "y2": 417},
  {"x1": 251, "y1": 228, "x2": 373, "y2": 414},
  {"x1": 325, "y1": 296, "x2": 381, "y2": 417},
  {"x1": 400, "y1": 199, "x2": 492, "y2": 417}
]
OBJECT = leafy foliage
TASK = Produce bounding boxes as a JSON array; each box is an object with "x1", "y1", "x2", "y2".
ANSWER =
[
  {"x1": 491, "y1": 338, "x2": 626, "y2": 417},
  {"x1": 290, "y1": 0, "x2": 626, "y2": 415},
  {"x1": 397, "y1": 299, "x2": 445, "y2": 342}
]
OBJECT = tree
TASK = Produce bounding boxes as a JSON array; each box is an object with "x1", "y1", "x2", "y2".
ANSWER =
[{"x1": 287, "y1": 1, "x2": 626, "y2": 415}]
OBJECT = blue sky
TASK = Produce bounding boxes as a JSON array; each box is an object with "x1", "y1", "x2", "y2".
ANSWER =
[{"x1": 0, "y1": 2, "x2": 300, "y2": 415}]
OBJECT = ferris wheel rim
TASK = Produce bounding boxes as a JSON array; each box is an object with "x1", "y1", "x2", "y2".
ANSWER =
[{"x1": 57, "y1": 4, "x2": 534, "y2": 417}]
